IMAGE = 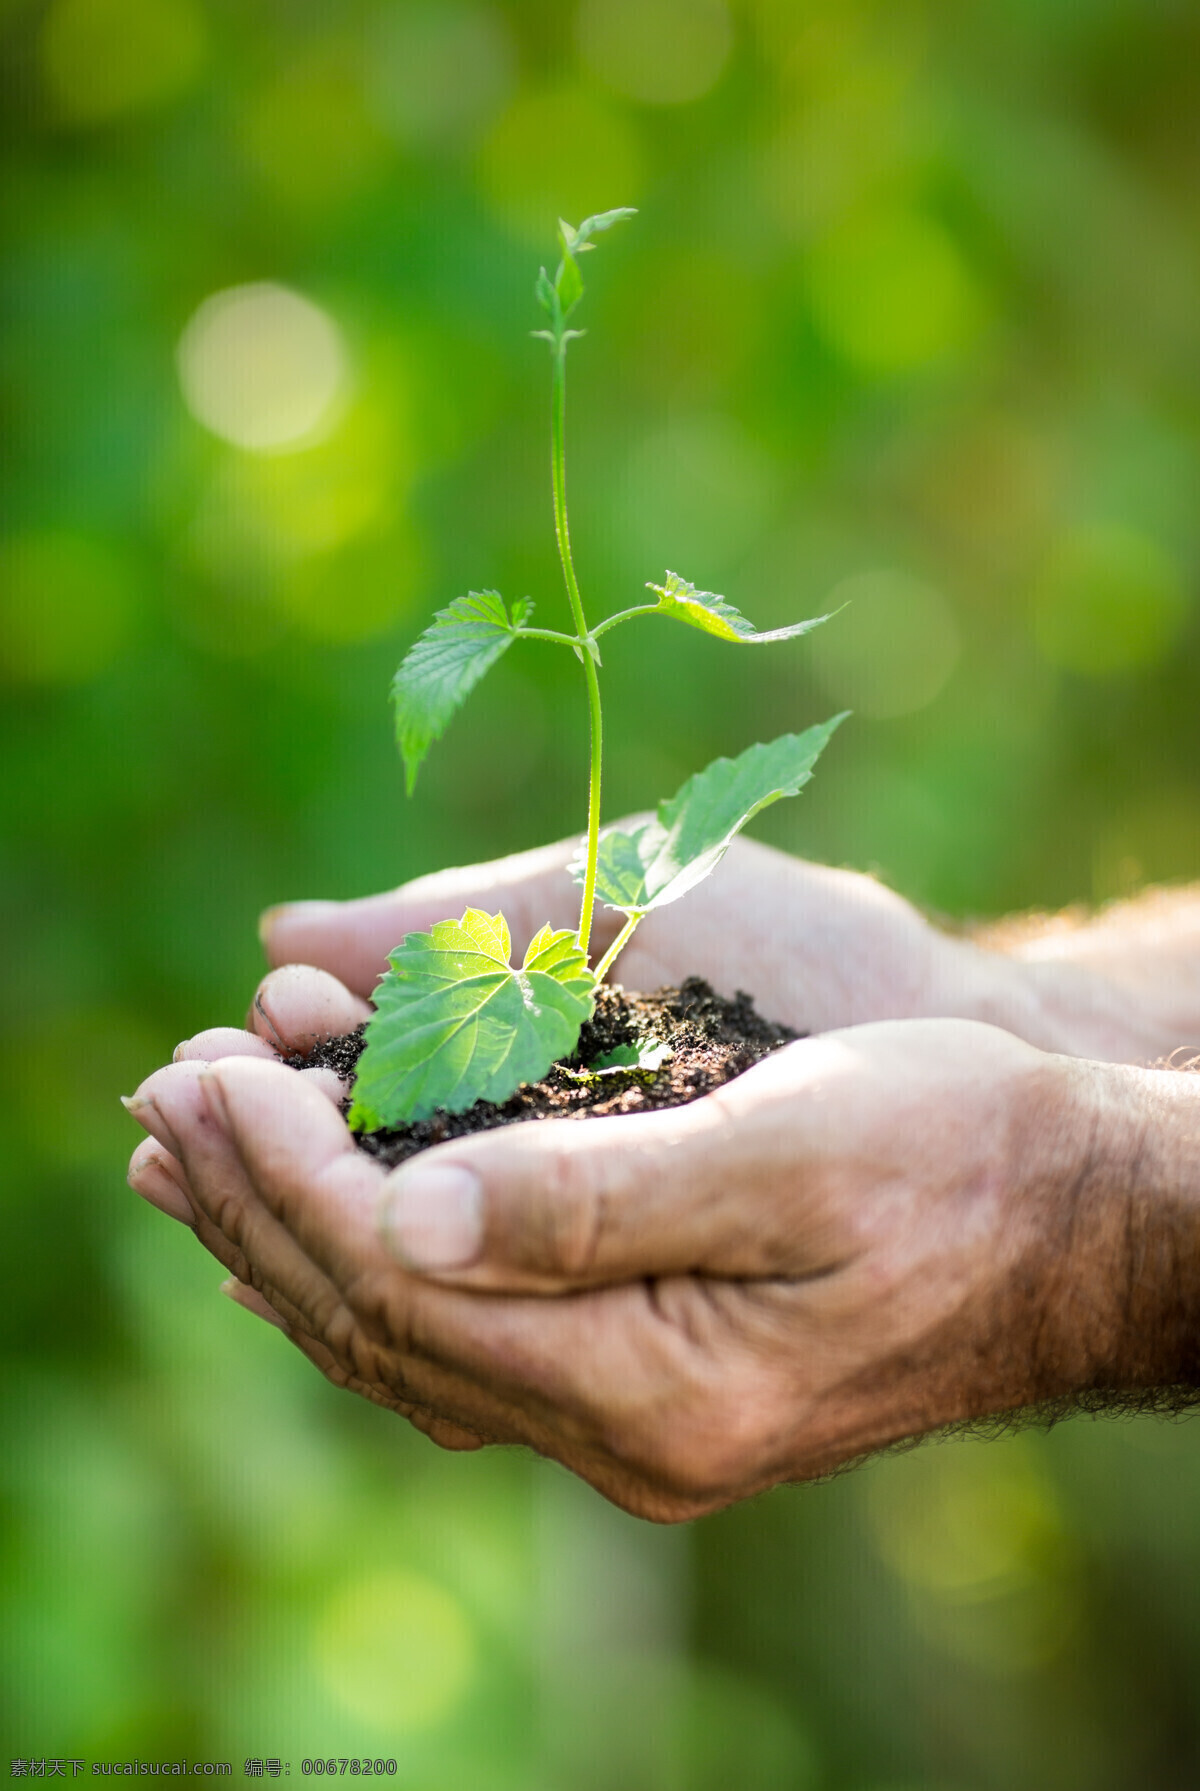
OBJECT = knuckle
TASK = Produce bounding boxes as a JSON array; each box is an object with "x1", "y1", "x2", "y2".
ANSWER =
[
  {"x1": 342, "y1": 1263, "x2": 418, "y2": 1357},
  {"x1": 321, "y1": 1299, "x2": 363, "y2": 1371},
  {"x1": 193, "y1": 1214, "x2": 251, "y2": 1283},
  {"x1": 321, "y1": 1294, "x2": 404, "y2": 1394},
  {"x1": 197, "y1": 1198, "x2": 258, "y2": 1287},
  {"x1": 317, "y1": 1354, "x2": 355, "y2": 1394},
  {"x1": 206, "y1": 1186, "x2": 248, "y2": 1249}
]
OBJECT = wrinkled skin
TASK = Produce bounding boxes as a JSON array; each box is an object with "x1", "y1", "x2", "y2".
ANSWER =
[{"x1": 125, "y1": 837, "x2": 1200, "y2": 1520}]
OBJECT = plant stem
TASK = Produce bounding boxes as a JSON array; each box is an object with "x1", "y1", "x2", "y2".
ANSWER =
[
  {"x1": 591, "y1": 603, "x2": 660, "y2": 639},
  {"x1": 513, "y1": 625, "x2": 585, "y2": 649},
  {"x1": 593, "y1": 912, "x2": 643, "y2": 984},
  {"x1": 551, "y1": 341, "x2": 603, "y2": 957}
]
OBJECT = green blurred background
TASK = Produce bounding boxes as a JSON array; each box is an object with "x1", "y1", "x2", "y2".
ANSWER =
[{"x1": 4, "y1": 0, "x2": 1200, "y2": 1781}]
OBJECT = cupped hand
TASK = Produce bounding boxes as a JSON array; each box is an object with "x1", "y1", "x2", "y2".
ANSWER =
[
  {"x1": 125, "y1": 968, "x2": 490, "y2": 1451},
  {"x1": 257, "y1": 834, "x2": 999, "y2": 1040},
  {"x1": 126, "y1": 962, "x2": 369, "y2": 1219},
  {"x1": 123, "y1": 1017, "x2": 1136, "y2": 1520}
]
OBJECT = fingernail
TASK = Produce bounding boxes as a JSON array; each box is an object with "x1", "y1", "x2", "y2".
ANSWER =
[
  {"x1": 252, "y1": 990, "x2": 285, "y2": 1049},
  {"x1": 128, "y1": 1154, "x2": 195, "y2": 1225},
  {"x1": 120, "y1": 1093, "x2": 182, "y2": 1157},
  {"x1": 259, "y1": 900, "x2": 338, "y2": 950},
  {"x1": 381, "y1": 1165, "x2": 483, "y2": 1272},
  {"x1": 219, "y1": 1277, "x2": 291, "y2": 1333}
]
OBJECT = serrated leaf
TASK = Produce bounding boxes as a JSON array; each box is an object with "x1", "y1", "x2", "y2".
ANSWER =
[
  {"x1": 391, "y1": 592, "x2": 533, "y2": 794},
  {"x1": 646, "y1": 571, "x2": 832, "y2": 644},
  {"x1": 348, "y1": 908, "x2": 596, "y2": 1130},
  {"x1": 574, "y1": 718, "x2": 847, "y2": 916}
]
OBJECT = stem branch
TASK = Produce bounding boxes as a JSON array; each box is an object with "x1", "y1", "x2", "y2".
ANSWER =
[
  {"x1": 591, "y1": 604, "x2": 660, "y2": 640},
  {"x1": 513, "y1": 626, "x2": 586, "y2": 648},
  {"x1": 594, "y1": 912, "x2": 643, "y2": 984}
]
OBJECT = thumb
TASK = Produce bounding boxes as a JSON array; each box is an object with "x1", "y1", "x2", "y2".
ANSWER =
[
  {"x1": 258, "y1": 836, "x2": 611, "y2": 998},
  {"x1": 374, "y1": 1079, "x2": 837, "y2": 1293}
]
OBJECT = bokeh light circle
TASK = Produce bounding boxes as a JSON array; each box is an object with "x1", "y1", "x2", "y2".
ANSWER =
[
  {"x1": 864, "y1": 1441, "x2": 1079, "y2": 1676},
  {"x1": 365, "y1": 0, "x2": 515, "y2": 147},
  {"x1": 806, "y1": 210, "x2": 985, "y2": 374},
  {"x1": 238, "y1": 54, "x2": 390, "y2": 213},
  {"x1": 575, "y1": 0, "x2": 733, "y2": 105},
  {"x1": 314, "y1": 1567, "x2": 476, "y2": 1733},
  {"x1": 176, "y1": 283, "x2": 350, "y2": 453},
  {"x1": 810, "y1": 571, "x2": 962, "y2": 718}
]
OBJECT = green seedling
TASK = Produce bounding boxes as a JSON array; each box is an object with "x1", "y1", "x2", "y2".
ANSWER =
[
  {"x1": 348, "y1": 210, "x2": 846, "y2": 1132},
  {"x1": 561, "y1": 1041, "x2": 675, "y2": 1084}
]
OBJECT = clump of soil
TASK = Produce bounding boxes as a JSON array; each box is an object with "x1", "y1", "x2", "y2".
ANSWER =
[{"x1": 286, "y1": 978, "x2": 799, "y2": 1171}]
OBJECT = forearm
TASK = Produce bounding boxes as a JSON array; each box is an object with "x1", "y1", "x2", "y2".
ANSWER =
[{"x1": 943, "y1": 887, "x2": 1200, "y2": 1065}]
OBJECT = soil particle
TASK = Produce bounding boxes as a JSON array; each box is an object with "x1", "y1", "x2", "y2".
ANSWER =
[{"x1": 286, "y1": 977, "x2": 800, "y2": 1171}]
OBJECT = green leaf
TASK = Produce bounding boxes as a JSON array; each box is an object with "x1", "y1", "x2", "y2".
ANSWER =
[
  {"x1": 562, "y1": 1038, "x2": 672, "y2": 1083},
  {"x1": 536, "y1": 210, "x2": 637, "y2": 352},
  {"x1": 574, "y1": 718, "x2": 847, "y2": 915},
  {"x1": 535, "y1": 265, "x2": 558, "y2": 318},
  {"x1": 348, "y1": 909, "x2": 596, "y2": 1130},
  {"x1": 594, "y1": 1040, "x2": 672, "y2": 1071},
  {"x1": 646, "y1": 571, "x2": 833, "y2": 644},
  {"x1": 562, "y1": 208, "x2": 638, "y2": 251},
  {"x1": 391, "y1": 591, "x2": 533, "y2": 794},
  {"x1": 556, "y1": 246, "x2": 584, "y2": 314}
]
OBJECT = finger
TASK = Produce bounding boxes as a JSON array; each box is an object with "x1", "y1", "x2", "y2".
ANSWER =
[
  {"x1": 124, "y1": 1061, "x2": 328, "y2": 1335},
  {"x1": 127, "y1": 1071, "x2": 511, "y2": 1453},
  {"x1": 250, "y1": 964, "x2": 370, "y2": 1053},
  {"x1": 372, "y1": 1045, "x2": 846, "y2": 1292},
  {"x1": 188, "y1": 1059, "x2": 545, "y2": 1442},
  {"x1": 416, "y1": 1415, "x2": 488, "y2": 1452},
  {"x1": 128, "y1": 1136, "x2": 196, "y2": 1224},
  {"x1": 123, "y1": 1062, "x2": 200, "y2": 1158},
  {"x1": 280, "y1": 1324, "x2": 487, "y2": 1451},
  {"x1": 258, "y1": 838, "x2": 620, "y2": 996},
  {"x1": 195, "y1": 1058, "x2": 387, "y2": 1335},
  {"x1": 199, "y1": 1057, "x2": 673, "y2": 1461},
  {"x1": 217, "y1": 1275, "x2": 480, "y2": 1448},
  {"x1": 298, "y1": 1065, "x2": 352, "y2": 1103},
  {"x1": 173, "y1": 1028, "x2": 280, "y2": 1065},
  {"x1": 219, "y1": 1275, "x2": 290, "y2": 1331},
  {"x1": 282, "y1": 1312, "x2": 512, "y2": 1448}
]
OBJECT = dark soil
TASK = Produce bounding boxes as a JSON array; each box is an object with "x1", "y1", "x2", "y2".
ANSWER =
[{"x1": 285, "y1": 978, "x2": 800, "y2": 1170}]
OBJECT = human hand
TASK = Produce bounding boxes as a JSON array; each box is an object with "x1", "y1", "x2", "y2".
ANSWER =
[
  {"x1": 124, "y1": 962, "x2": 370, "y2": 1222},
  {"x1": 258, "y1": 834, "x2": 976, "y2": 1041},
  {"x1": 124, "y1": 970, "x2": 489, "y2": 1454},
  {"x1": 257, "y1": 834, "x2": 1159, "y2": 1059},
  {"x1": 123, "y1": 1016, "x2": 1187, "y2": 1520}
]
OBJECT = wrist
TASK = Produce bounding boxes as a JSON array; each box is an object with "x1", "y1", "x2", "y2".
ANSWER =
[
  {"x1": 932, "y1": 937, "x2": 1170, "y2": 1063},
  {"x1": 1039, "y1": 1058, "x2": 1200, "y2": 1397}
]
